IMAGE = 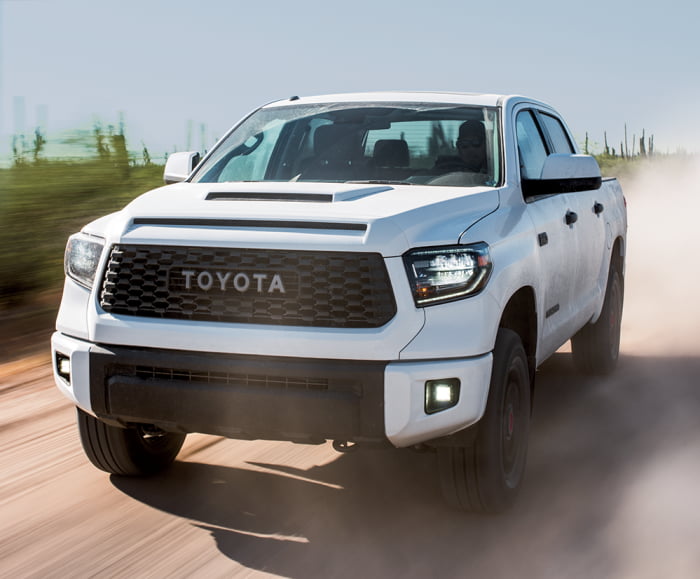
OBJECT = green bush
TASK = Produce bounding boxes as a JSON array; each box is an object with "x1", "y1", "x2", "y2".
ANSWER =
[
  {"x1": 0, "y1": 159, "x2": 162, "y2": 307},
  {"x1": 594, "y1": 154, "x2": 646, "y2": 179}
]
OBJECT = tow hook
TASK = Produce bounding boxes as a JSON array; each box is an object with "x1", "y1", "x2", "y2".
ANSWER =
[{"x1": 332, "y1": 440, "x2": 358, "y2": 453}]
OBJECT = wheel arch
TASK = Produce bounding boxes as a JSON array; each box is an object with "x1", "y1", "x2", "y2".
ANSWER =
[
  {"x1": 611, "y1": 235, "x2": 625, "y2": 278},
  {"x1": 498, "y1": 285, "x2": 537, "y2": 388}
]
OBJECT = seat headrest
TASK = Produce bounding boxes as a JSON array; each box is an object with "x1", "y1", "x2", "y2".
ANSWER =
[
  {"x1": 373, "y1": 139, "x2": 409, "y2": 167},
  {"x1": 314, "y1": 125, "x2": 358, "y2": 158}
]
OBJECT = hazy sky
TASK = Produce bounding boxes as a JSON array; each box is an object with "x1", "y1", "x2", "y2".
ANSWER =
[{"x1": 1, "y1": 0, "x2": 699, "y2": 158}]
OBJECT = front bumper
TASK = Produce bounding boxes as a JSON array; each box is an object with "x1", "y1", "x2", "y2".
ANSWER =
[{"x1": 52, "y1": 332, "x2": 492, "y2": 448}]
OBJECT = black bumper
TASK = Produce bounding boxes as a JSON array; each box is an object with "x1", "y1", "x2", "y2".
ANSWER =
[{"x1": 89, "y1": 344, "x2": 388, "y2": 444}]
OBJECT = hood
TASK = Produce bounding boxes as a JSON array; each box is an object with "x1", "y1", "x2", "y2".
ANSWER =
[{"x1": 95, "y1": 181, "x2": 500, "y2": 256}]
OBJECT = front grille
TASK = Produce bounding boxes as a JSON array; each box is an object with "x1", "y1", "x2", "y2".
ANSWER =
[{"x1": 99, "y1": 245, "x2": 396, "y2": 328}]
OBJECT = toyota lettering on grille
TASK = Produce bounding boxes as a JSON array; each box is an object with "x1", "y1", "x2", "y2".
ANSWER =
[{"x1": 171, "y1": 269, "x2": 288, "y2": 294}]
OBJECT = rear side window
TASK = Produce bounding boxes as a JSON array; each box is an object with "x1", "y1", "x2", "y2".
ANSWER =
[{"x1": 540, "y1": 113, "x2": 574, "y2": 154}]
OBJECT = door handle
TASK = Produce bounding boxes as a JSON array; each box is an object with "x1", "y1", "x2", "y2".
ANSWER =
[
  {"x1": 565, "y1": 211, "x2": 578, "y2": 226},
  {"x1": 594, "y1": 202, "x2": 604, "y2": 215}
]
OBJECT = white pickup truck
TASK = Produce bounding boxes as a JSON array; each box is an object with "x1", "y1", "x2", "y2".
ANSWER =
[{"x1": 52, "y1": 92, "x2": 626, "y2": 512}]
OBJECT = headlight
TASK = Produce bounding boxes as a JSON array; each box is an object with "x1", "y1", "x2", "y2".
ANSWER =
[
  {"x1": 65, "y1": 233, "x2": 105, "y2": 289},
  {"x1": 403, "y1": 243, "x2": 492, "y2": 306}
]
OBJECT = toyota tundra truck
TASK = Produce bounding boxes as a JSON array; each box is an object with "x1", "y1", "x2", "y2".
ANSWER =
[{"x1": 52, "y1": 92, "x2": 627, "y2": 512}]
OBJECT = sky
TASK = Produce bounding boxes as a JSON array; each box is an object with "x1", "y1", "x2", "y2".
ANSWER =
[{"x1": 1, "y1": 0, "x2": 699, "y2": 160}]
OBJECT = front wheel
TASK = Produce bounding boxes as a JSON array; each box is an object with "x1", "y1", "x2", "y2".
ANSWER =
[
  {"x1": 77, "y1": 408, "x2": 185, "y2": 476},
  {"x1": 438, "y1": 329, "x2": 530, "y2": 513}
]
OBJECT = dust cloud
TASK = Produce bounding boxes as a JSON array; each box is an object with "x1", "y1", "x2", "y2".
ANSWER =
[
  {"x1": 559, "y1": 155, "x2": 700, "y2": 578},
  {"x1": 619, "y1": 156, "x2": 700, "y2": 356}
]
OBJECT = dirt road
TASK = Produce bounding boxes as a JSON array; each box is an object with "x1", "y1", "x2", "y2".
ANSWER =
[{"x1": 2, "y1": 160, "x2": 699, "y2": 578}]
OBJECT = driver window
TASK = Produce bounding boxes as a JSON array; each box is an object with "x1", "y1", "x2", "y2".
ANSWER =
[{"x1": 516, "y1": 111, "x2": 548, "y2": 180}]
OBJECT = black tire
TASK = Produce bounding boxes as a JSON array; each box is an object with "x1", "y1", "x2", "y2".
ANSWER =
[
  {"x1": 77, "y1": 408, "x2": 185, "y2": 476},
  {"x1": 438, "y1": 329, "x2": 530, "y2": 513},
  {"x1": 571, "y1": 264, "x2": 624, "y2": 376}
]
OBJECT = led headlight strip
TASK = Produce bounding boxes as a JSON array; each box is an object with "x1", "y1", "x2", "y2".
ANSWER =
[{"x1": 403, "y1": 243, "x2": 492, "y2": 306}]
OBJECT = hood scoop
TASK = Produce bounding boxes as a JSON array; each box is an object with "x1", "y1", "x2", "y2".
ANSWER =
[
  {"x1": 206, "y1": 192, "x2": 333, "y2": 202},
  {"x1": 131, "y1": 217, "x2": 367, "y2": 232},
  {"x1": 205, "y1": 184, "x2": 392, "y2": 203}
]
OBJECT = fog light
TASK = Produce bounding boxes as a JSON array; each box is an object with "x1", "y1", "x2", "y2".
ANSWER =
[
  {"x1": 56, "y1": 353, "x2": 71, "y2": 384},
  {"x1": 425, "y1": 378, "x2": 460, "y2": 414}
]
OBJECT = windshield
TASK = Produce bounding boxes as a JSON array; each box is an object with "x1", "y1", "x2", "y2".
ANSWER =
[{"x1": 193, "y1": 102, "x2": 501, "y2": 187}]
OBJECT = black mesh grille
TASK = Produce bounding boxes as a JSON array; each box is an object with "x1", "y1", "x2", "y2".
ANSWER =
[
  {"x1": 99, "y1": 245, "x2": 396, "y2": 328},
  {"x1": 131, "y1": 365, "x2": 330, "y2": 391}
]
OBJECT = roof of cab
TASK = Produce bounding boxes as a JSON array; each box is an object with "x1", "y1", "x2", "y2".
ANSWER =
[
  {"x1": 261, "y1": 91, "x2": 554, "y2": 113},
  {"x1": 262, "y1": 91, "x2": 511, "y2": 108}
]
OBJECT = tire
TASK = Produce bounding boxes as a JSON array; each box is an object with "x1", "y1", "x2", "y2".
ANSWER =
[
  {"x1": 571, "y1": 264, "x2": 624, "y2": 375},
  {"x1": 437, "y1": 329, "x2": 530, "y2": 513},
  {"x1": 77, "y1": 408, "x2": 185, "y2": 476}
]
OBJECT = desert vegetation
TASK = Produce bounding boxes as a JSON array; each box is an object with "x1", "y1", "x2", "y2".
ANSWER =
[{"x1": 0, "y1": 127, "x2": 163, "y2": 307}]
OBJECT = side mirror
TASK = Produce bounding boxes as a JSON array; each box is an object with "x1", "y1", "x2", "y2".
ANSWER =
[
  {"x1": 163, "y1": 151, "x2": 201, "y2": 184},
  {"x1": 523, "y1": 154, "x2": 602, "y2": 197}
]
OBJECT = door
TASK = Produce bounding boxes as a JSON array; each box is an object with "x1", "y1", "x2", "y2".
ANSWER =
[
  {"x1": 537, "y1": 112, "x2": 608, "y2": 322},
  {"x1": 516, "y1": 109, "x2": 581, "y2": 359}
]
